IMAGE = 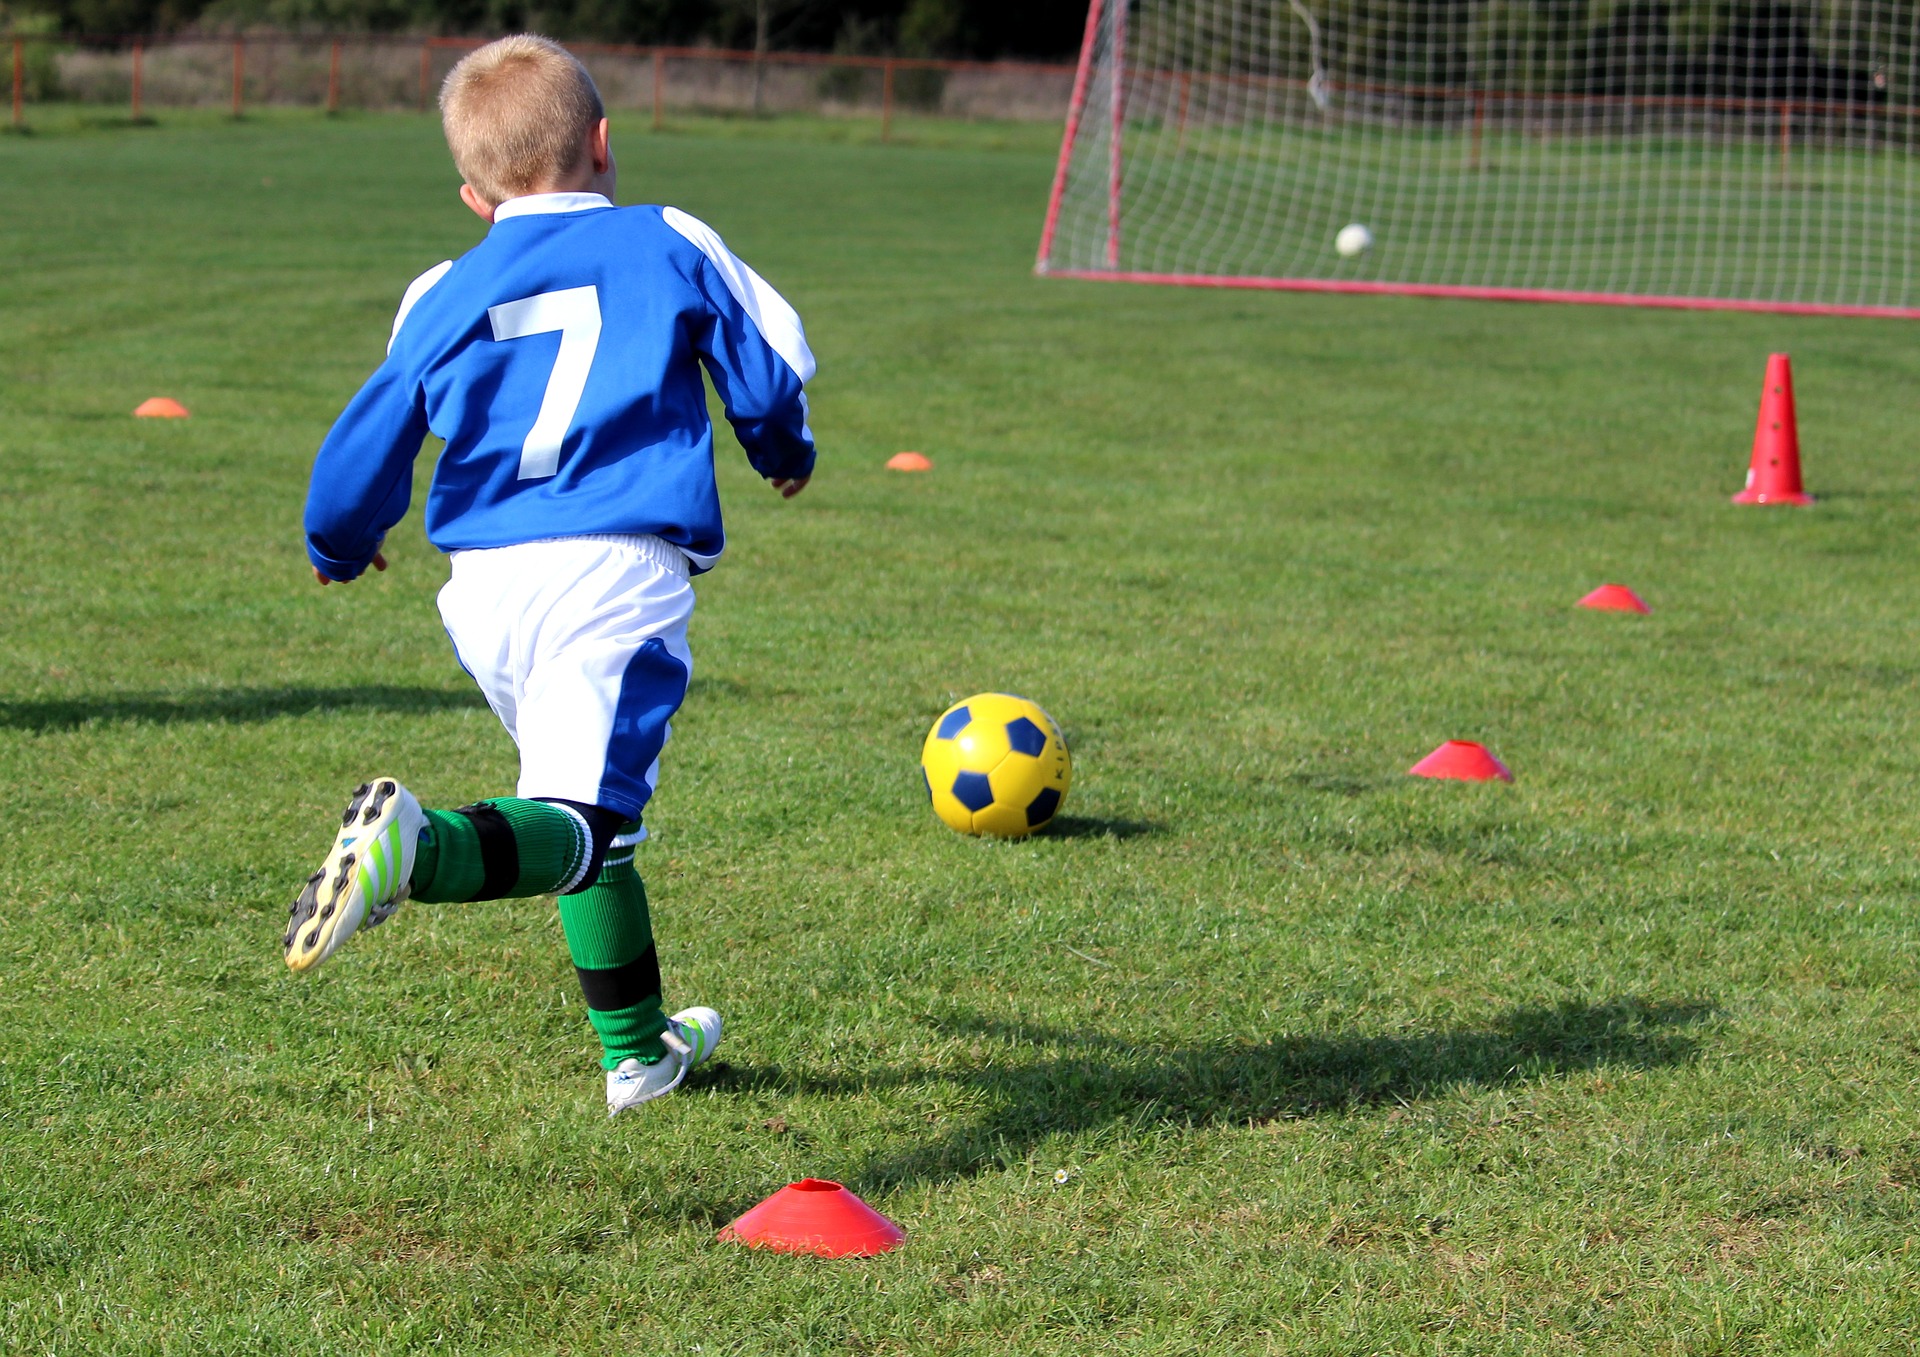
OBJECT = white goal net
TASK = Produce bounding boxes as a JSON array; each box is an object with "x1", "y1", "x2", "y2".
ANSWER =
[{"x1": 1036, "y1": 0, "x2": 1920, "y2": 316}]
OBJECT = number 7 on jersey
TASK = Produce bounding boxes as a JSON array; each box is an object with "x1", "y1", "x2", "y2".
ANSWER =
[{"x1": 487, "y1": 285, "x2": 602, "y2": 480}]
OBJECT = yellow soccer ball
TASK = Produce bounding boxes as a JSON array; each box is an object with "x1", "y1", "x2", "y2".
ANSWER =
[{"x1": 920, "y1": 693, "x2": 1072, "y2": 837}]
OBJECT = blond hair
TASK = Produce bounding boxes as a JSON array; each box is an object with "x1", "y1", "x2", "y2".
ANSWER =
[{"x1": 439, "y1": 35, "x2": 605, "y2": 207}]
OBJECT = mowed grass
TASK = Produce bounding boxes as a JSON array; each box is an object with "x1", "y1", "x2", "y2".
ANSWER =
[
  {"x1": 1055, "y1": 118, "x2": 1920, "y2": 307},
  {"x1": 7, "y1": 107, "x2": 1920, "y2": 1354}
]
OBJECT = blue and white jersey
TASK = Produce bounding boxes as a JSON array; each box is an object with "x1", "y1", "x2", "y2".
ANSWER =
[{"x1": 303, "y1": 192, "x2": 816, "y2": 579}]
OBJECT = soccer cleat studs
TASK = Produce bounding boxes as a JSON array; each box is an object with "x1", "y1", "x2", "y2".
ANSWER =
[{"x1": 284, "y1": 778, "x2": 424, "y2": 972}]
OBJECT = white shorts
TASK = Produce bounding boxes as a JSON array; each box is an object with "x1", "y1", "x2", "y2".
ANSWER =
[{"x1": 437, "y1": 533, "x2": 694, "y2": 829}]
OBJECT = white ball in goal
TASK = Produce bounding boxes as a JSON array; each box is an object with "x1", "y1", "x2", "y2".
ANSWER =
[{"x1": 1334, "y1": 224, "x2": 1373, "y2": 258}]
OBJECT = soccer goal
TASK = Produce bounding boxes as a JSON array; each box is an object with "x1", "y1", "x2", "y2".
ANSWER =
[{"x1": 1036, "y1": 0, "x2": 1920, "y2": 317}]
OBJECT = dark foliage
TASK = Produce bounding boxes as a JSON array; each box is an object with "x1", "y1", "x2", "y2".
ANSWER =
[
  {"x1": 0, "y1": 0, "x2": 1897, "y2": 97},
  {"x1": 1586, "y1": 0, "x2": 1888, "y2": 103},
  {"x1": 0, "y1": 0, "x2": 1094, "y2": 58}
]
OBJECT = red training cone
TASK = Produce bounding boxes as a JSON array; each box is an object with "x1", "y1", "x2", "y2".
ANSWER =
[
  {"x1": 1409, "y1": 740, "x2": 1513, "y2": 782},
  {"x1": 886, "y1": 451, "x2": 933, "y2": 472},
  {"x1": 134, "y1": 397, "x2": 189, "y2": 418},
  {"x1": 1732, "y1": 354, "x2": 1812, "y2": 505},
  {"x1": 718, "y1": 1179, "x2": 905, "y2": 1258},
  {"x1": 1577, "y1": 583, "x2": 1650, "y2": 614}
]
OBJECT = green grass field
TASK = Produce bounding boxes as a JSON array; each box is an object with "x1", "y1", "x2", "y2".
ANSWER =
[
  {"x1": 1054, "y1": 117, "x2": 1920, "y2": 308},
  {"x1": 9, "y1": 106, "x2": 1920, "y2": 1353}
]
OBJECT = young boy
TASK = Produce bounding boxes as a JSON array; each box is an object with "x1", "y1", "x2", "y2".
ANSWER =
[{"x1": 288, "y1": 34, "x2": 817, "y2": 1116}]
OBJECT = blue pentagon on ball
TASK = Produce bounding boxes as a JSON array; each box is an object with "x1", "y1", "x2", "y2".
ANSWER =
[
  {"x1": 1004, "y1": 716, "x2": 1047, "y2": 757},
  {"x1": 1025, "y1": 787, "x2": 1061, "y2": 827},
  {"x1": 951, "y1": 770, "x2": 996, "y2": 812},
  {"x1": 935, "y1": 706, "x2": 972, "y2": 740}
]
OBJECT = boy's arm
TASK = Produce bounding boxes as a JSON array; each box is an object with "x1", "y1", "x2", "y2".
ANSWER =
[
  {"x1": 303, "y1": 357, "x2": 430, "y2": 581},
  {"x1": 663, "y1": 208, "x2": 818, "y2": 486},
  {"x1": 302, "y1": 263, "x2": 450, "y2": 581}
]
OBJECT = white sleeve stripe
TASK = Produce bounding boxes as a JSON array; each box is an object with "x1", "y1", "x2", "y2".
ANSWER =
[
  {"x1": 661, "y1": 206, "x2": 816, "y2": 384},
  {"x1": 388, "y1": 260, "x2": 454, "y2": 355}
]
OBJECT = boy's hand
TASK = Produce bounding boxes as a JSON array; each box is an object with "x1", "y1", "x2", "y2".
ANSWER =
[
  {"x1": 769, "y1": 476, "x2": 810, "y2": 499},
  {"x1": 314, "y1": 552, "x2": 388, "y2": 586}
]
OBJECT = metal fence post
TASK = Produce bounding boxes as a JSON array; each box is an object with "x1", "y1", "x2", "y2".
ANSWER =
[
  {"x1": 327, "y1": 39, "x2": 341, "y2": 114},
  {"x1": 132, "y1": 39, "x2": 143, "y2": 120},
  {"x1": 418, "y1": 40, "x2": 430, "y2": 113},
  {"x1": 652, "y1": 48, "x2": 664, "y2": 131},
  {"x1": 881, "y1": 58, "x2": 894, "y2": 142},
  {"x1": 232, "y1": 39, "x2": 244, "y2": 117},
  {"x1": 11, "y1": 37, "x2": 22, "y2": 130}
]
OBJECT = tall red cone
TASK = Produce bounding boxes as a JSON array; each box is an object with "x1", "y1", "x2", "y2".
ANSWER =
[
  {"x1": 718, "y1": 1179, "x2": 905, "y2": 1258},
  {"x1": 1732, "y1": 354, "x2": 1813, "y2": 505},
  {"x1": 1409, "y1": 740, "x2": 1513, "y2": 782}
]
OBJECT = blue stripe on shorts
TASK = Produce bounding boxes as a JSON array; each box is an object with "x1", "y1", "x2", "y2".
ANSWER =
[{"x1": 596, "y1": 636, "x2": 692, "y2": 821}]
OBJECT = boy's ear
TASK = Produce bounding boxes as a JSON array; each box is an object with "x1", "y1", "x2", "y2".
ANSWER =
[
  {"x1": 590, "y1": 118, "x2": 612, "y2": 175},
  {"x1": 459, "y1": 183, "x2": 497, "y2": 223}
]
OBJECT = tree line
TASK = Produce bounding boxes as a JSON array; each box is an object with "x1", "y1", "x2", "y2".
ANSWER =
[
  {"x1": 0, "y1": 0, "x2": 1092, "y2": 61},
  {"x1": 5, "y1": 0, "x2": 1907, "y2": 104}
]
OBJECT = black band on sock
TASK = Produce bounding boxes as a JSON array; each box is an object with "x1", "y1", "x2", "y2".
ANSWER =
[
  {"x1": 456, "y1": 802, "x2": 519, "y2": 901},
  {"x1": 575, "y1": 943, "x2": 662, "y2": 1012},
  {"x1": 539, "y1": 799, "x2": 627, "y2": 894}
]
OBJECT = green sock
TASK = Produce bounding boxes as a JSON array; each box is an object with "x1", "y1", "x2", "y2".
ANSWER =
[
  {"x1": 409, "y1": 809, "x2": 476, "y2": 902},
  {"x1": 409, "y1": 799, "x2": 591, "y2": 903},
  {"x1": 559, "y1": 848, "x2": 667, "y2": 1070}
]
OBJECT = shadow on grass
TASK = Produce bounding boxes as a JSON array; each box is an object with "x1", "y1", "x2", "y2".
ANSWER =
[
  {"x1": 0, "y1": 686, "x2": 487, "y2": 732},
  {"x1": 712, "y1": 996, "x2": 1711, "y2": 1191},
  {"x1": 1287, "y1": 770, "x2": 1394, "y2": 798},
  {"x1": 53, "y1": 114, "x2": 159, "y2": 131},
  {"x1": 1043, "y1": 814, "x2": 1160, "y2": 840},
  {"x1": 686, "y1": 674, "x2": 752, "y2": 701}
]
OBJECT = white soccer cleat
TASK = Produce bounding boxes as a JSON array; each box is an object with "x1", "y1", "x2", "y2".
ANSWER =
[
  {"x1": 606, "y1": 1006, "x2": 724, "y2": 1115},
  {"x1": 284, "y1": 777, "x2": 424, "y2": 972}
]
